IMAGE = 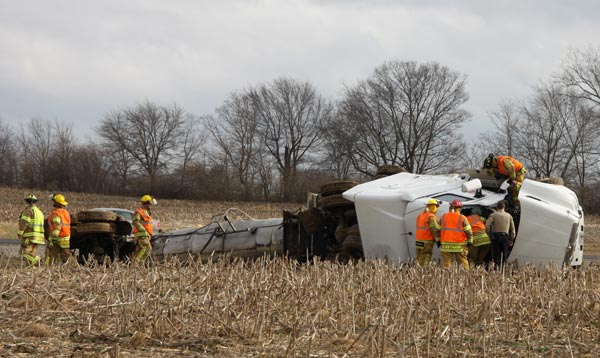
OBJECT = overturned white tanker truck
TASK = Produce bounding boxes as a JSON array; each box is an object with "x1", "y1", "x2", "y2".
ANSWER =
[{"x1": 152, "y1": 170, "x2": 585, "y2": 267}]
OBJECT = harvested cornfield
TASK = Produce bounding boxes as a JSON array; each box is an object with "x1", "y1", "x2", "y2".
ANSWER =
[{"x1": 1, "y1": 257, "x2": 599, "y2": 357}]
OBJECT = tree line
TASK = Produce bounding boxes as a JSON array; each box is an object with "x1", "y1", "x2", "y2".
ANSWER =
[{"x1": 1, "y1": 49, "x2": 600, "y2": 211}]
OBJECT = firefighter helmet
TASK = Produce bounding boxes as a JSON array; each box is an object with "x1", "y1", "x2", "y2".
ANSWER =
[
  {"x1": 450, "y1": 199, "x2": 463, "y2": 208},
  {"x1": 426, "y1": 198, "x2": 439, "y2": 207},
  {"x1": 51, "y1": 193, "x2": 68, "y2": 206},
  {"x1": 483, "y1": 153, "x2": 495, "y2": 169},
  {"x1": 141, "y1": 194, "x2": 157, "y2": 205},
  {"x1": 24, "y1": 194, "x2": 38, "y2": 203}
]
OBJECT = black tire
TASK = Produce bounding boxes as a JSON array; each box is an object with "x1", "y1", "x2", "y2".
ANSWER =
[
  {"x1": 319, "y1": 194, "x2": 354, "y2": 210},
  {"x1": 343, "y1": 235, "x2": 364, "y2": 259},
  {"x1": 347, "y1": 224, "x2": 360, "y2": 237},
  {"x1": 539, "y1": 177, "x2": 564, "y2": 185},
  {"x1": 115, "y1": 220, "x2": 133, "y2": 236},
  {"x1": 376, "y1": 164, "x2": 407, "y2": 176},
  {"x1": 320, "y1": 180, "x2": 359, "y2": 197},
  {"x1": 76, "y1": 222, "x2": 115, "y2": 234},
  {"x1": 77, "y1": 211, "x2": 118, "y2": 222}
]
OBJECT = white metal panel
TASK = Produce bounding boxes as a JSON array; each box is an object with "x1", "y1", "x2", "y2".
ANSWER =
[{"x1": 509, "y1": 180, "x2": 583, "y2": 266}]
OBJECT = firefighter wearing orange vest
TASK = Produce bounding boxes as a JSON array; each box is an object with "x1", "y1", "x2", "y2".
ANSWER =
[
  {"x1": 45, "y1": 193, "x2": 71, "y2": 265},
  {"x1": 17, "y1": 194, "x2": 45, "y2": 266},
  {"x1": 415, "y1": 198, "x2": 440, "y2": 266},
  {"x1": 133, "y1": 194, "x2": 156, "y2": 263},
  {"x1": 483, "y1": 154, "x2": 527, "y2": 203},
  {"x1": 437, "y1": 200, "x2": 472, "y2": 269},
  {"x1": 461, "y1": 208, "x2": 491, "y2": 266}
]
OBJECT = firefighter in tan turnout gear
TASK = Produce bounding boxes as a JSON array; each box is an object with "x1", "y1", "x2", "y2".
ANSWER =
[
  {"x1": 415, "y1": 198, "x2": 440, "y2": 266},
  {"x1": 438, "y1": 200, "x2": 473, "y2": 270},
  {"x1": 45, "y1": 194, "x2": 71, "y2": 264},
  {"x1": 17, "y1": 194, "x2": 45, "y2": 266},
  {"x1": 133, "y1": 195, "x2": 156, "y2": 263}
]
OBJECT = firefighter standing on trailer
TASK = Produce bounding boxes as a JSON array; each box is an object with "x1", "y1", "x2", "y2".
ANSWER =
[
  {"x1": 45, "y1": 194, "x2": 71, "y2": 264},
  {"x1": 133, "y1": 195, "x2": 156, "y2": 263},
  {"x1": 438, "y1": 200, "x2": 472, "y2": 270},
  {"x1": 415, "y1": 198, "x2": 441, "y2": 266},
  {"x1": 17, "y1": 194, "x2": 45, "y2": 266},
  {"x1": 483, "y1": 153, "x2": 527, "y2": 204}
]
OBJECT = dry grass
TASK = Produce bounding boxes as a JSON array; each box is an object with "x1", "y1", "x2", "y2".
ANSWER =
[{"x1": 1, "y1": 257, "x2": 599, "y2": 357}]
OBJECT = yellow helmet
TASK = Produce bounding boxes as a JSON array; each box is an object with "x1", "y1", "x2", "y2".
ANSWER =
[
  {"x1": 426, "y1": 199, "x2": 439, "y2": 207},
  {"x1": 140, "y1": 194, "x2": 157, "y2": 205},
  {"x1": 51, "y1": 193, "x2": 68, "y2": 206},
  {"x1": 24, "y1": 194, "x2": 38, "y2": 203}
]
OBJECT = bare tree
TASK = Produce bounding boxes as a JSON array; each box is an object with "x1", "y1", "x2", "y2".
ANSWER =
[
  {"x1": 49, "y1": 121, "x2": 77, "y2": 190},
  {"x1": 98, "y1": 101, "x2": 186, "y2": 191},
  {"x1": 18, "y1": 118, "x2": 53, "y2": 188},
  {"x1": 337, "y1": 61, "x2": 470, "y2": 175},
  {"x1": 250, "y1": 78, "x2": 333, "y2": 201},
  {"x1": 518, "y1": 84, "x2": 574, "y2": 179},
  {"x1": 487, "y1": 99, "x2": 522, "y2": 157},
  {"x1": 0, "y1": 118, "x2": 17, "y2": 186},
  {"x1": 177, "y1": 115, "x2": 206, "y2": 192},
  {"x1": 559, "y1": 47, "x2": 600, "y2": 107},
  {"x1": 207, "y1": 92, "x2": 260, "y2": 200}
]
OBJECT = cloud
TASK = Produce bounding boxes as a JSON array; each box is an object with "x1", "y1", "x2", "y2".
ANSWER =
[{"x1": 0, "y1": 0, "x2": 599, "y2": 138}]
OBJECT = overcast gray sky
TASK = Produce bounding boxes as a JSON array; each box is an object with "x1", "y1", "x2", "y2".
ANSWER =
[{"x1": 1, "y1": 0, "x2": 599, "y2": 139}]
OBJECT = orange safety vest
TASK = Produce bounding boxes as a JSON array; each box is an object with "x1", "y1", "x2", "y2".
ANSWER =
[
  {"x1": 497, "y1": 156, "x2": 523, "y2": 176},
  {"x1": 48, "y1": 208, "x2": 71, "y2": 238},
  {"x1": 466, "y1": 214, "x2": 485, "y2": 234},
  {"x1": 133, "y1": 208, "x2": 153, "y2": 236},
  {"x1": 440, "y1": 212, "x2": 468, "y2": 244},
  {"x1": 416, "y1": 211, "x2": 437, "y2": 242}
]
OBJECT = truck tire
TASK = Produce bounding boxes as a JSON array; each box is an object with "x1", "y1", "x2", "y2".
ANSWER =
[
  {"x1": 376, "y1": 164, "x2": 406, "y2": 176},
  {"x1": 347, "y1": 224, "x2": 360, "y2": 237},
  {"x1": 320, "y1": 180, "x2": 359, "y2": 197},
  {"x1": 319, "y1": 194, "x2": 354, "y2": 210},
  {"x1": 77, "y1": 211, "x2": 118, "y2": 222},
  {"x1": 335, "y1": 224, "x2": 349, "y2": 245},
  {"x1": 76, "y1": 222, "x2": 115, "y2": 234},
  {"x1": 539, "y1": 177, "x2": 564, "y2": 185},
  {"x1": 343, "y1": 235, "x2": 364, "y2": 259}
]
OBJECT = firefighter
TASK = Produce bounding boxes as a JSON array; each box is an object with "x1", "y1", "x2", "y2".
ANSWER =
[
  {"x1": 45, "y1": 194, "x2": 71, "y2": 265},
  {"x1": 133, "y1": 194, "x2": 156, "y2": 264},
  {"x1": 17, "y1": 194, "x2": 45, "y2": 266},
  {"x1": 461, "y1": 208, "x2": 491, "y2": 267},
  {"x1": 438, "y1": 200, "x2": 472, "y2": 270},
  {"x1": 415, "y1": 198, "x2": 440, "y2": 266},
  {"x1": 483, "y1": 153, "x2": 527, "y2": 203},
  {"x1": 485, "y1": 200, "x2": 515, "y2": 268}
]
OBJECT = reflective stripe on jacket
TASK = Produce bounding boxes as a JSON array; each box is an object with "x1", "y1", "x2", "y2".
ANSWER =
[
  {"x1": 497, "y1": 156, "x2": 523, "y2": 177},
  {"x1": 440, "y1": 212, "x2": 469, "y2": 244},
  {"x1": 48, "y1": 207, "x2": 71, "y2": 238},
  {"x1": 416, "y1": 211, "x2": 437, "y2": 242},
  {"x1": 19, "y1": 206, "x2": 45, "y2": 244},
  {"x1": 133, "y1": 208, "x2": 153, "y2": 237},
  {"x1": 467, "y1": 214, "x2": 491, "y2": 247}
]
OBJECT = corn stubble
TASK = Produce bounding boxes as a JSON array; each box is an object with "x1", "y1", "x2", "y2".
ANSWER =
[{"x1": 1, "y1": 257, "x2": 599, "y2": 357}]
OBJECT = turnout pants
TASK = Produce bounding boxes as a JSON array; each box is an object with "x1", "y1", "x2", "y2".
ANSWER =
[
  {"x1": 134, "y1": 236, "x2": 152, "y2": 263},
  {"x1": 441, "y1": 248, "x2": 469, "y2": 270},
  {"x1": 468, "y1": 244, "x2": 490, "y2": 266},
  {"x1": 416, "y1": 241, "x2": 434, "y2": 266}
]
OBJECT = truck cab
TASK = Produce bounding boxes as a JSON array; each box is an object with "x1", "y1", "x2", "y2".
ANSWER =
[{"x1": 342, "y1": 172, "x2": 584, "y2": 267}]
